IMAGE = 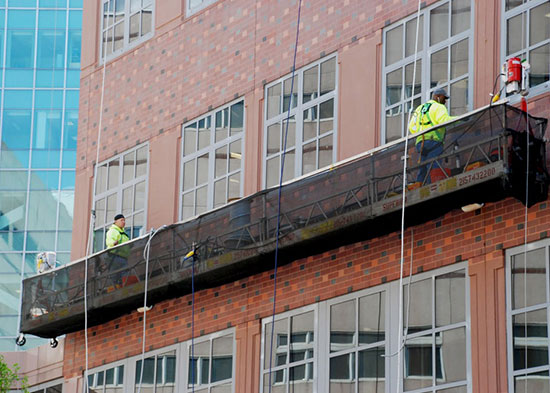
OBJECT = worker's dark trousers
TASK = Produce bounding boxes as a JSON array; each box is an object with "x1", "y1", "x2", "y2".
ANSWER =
[{"x1": 416, "y1": 140, "x2": 443, "y2": 183}]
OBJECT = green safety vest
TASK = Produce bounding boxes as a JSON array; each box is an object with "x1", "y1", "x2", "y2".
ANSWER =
[
  {"x1": 408, "y1": 100, "x2": 453, "y2": 145},
  {"x1": 106, "y1": 224, "x2": 130, "y2": 258}
]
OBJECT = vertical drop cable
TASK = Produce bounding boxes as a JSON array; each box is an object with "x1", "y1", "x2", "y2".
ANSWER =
[
  {"x1": 267, "y1": 1, "x2": 302, "y2": 392},
  {"x1": 522, "y1": 99, "x2": 530, "y2": 388},
  {"x1": 191, "y1": 245, "x2": 196, "y2": 393},
  {"x1": 396, "y1": 0, "x2": 422, "y2": 391},
  {"x1": 84, "y1": 25, "x2": 109, "y2": 392}
]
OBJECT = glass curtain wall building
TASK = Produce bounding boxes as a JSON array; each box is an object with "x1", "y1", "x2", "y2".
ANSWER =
[{"x1": 0, "y1": 0, "x2": 81, "y2": 351}]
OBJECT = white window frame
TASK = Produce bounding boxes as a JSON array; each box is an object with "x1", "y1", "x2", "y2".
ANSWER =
[
  {"x1": 92, "y1": 143, "x2": 149, "y2": 252},
  {"x1": 186, "y1": 0, "x2": 219, "y2": 17},
  {"x1": 133, "y1": 345, "x2": 178, "y2": 391},
  {"x1": 179, "y1": 98, "x2": 245, "y2": 221},
  {"x1": 506, "y1": 238, "x2": 550, "y2": 392},
  {"x1": 262, "y1": 54, "x2": 338, "y2": 188},
  {"x1": 381, "y1": 0, "x2": 474, "y2": 144},
  {"x1": 86, "y1": 359, "x2": 128, "y2": 393},
  {"x1": 29, "y1": 378, "x2": 63, "y2": 393},
  {"x1": 181, "y1": 328, "x2": 236, "y2": 393},
  {"x1": 500, "y1": 0, "x2": 550, "y2": 102},
  {"x1": 99, "y1": 0, "x2": 155, "y2": 63}
]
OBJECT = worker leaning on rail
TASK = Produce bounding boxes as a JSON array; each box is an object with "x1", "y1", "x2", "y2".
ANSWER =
[
  {"x1": 408, "y1": 87, "x2": 456, "y2": 183},
  {"x1": 105, "y1": 214, "x2": 130, "y2": 286}
]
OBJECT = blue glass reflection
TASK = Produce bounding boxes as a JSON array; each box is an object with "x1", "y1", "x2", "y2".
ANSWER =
[
  {"x1": 38, "y1": 10, "x2": 67, "y2": 29},
  {"x1": 36, "y1": 70, "x2": 65, "y2": 88},
  {"x1": 35, "y1": 90, "x2": 64, "y2": 109},
  {"x1": 0, "y1": 191, "x2": 26, "y2": 229},
  {"x1": 2, "y1": 110, "x2": 32, "y2": 149},
  {"x1": 62, "y1": 150, "x2": 76, "y2": 168},
  {"x1": 7, "y1": 10, "x2": 36, "y2": 29},
  {"x1": 66, "y1": 69, "x2": 79, "y2": 88},
  {"x1": 25, "y1": 231, "x2": 56, "y2": 251},
  {"x1": 68, "y1": 10, "x2": 81, "y2": 29},
  {"x1": 0, "y1": 149, "x2": 30, "y2": 168},
  {"x1": 40, "y1": 0, "x2": 67, "y2": 7},
  {"x1": 0, "y1": 10, "x2": 5, "y2": 30},
  {"x1": 63, "y1": 110, "x2": 78, "y2": 149},
  {"x1": 60, "y1": 170, "x2": 75, "y2": 189},
  {"x1": 4, "y1": 69, "x2": 33, "y2": 87},
  {"x1": 67, "y1": 30, "x2": 81, "y2": 69},
  {"x1": 30, "y1": 170, "x2": 59, "y2": 190},
  {"x1": 3, "y1": 91, "x2": 33, "y2": 109},
  {"x1": 0, "y1": 253, "x2": 23, "y2": 273},
  {"x1": 8, "y1": 0, "x2": 37, "y2": 7},
  {"x1": 69, "y1": 0, "x2": 82, "y2": 8},
  {"x1": 65, "y1": 90, "x2": 79, "y2": 109},
  {"x1": 37, "y1": 31, "x2": 66, "y2": 68},
  {"x1": 33, "y1": 109, "x2": 62, "y2": 149},
  {"x1": 0, "y1": 233, "x2": 24, "y2": 252},
  {"x1": 6, "y1": 30, "x2": 34, "y2": 68},
  {"x1": 31, "y1": 150, "x2": 61, "y2": 168}
]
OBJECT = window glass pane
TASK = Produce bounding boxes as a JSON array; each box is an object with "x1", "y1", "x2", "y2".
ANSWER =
[
  {"x1": 267, "y1": 123, "x2": 281, "y2": 156},
  {"x1": 319, "y1": 99, "x2": 334, "y2": 134},
  {"x1": 212, "y1": 335, "x2": 233, "y2": 382},
  {"x1": 182, "y1": 192, "x2": 194, "y2": 220},
  {"x1": 141, "y1": 4, "x2": 152, "y2": 37},
  {"x1": 96, "y1": 164, "x2": 107, "y2": 194},
  {"x1": 133, "y1": 212, "x2": 143, "y2": 238},
  {"x1": 430, "y1": 3, "x2": 449, "y2": 46},
  {"x1": 318, "y1": 135, "x2": 332, "y2": 169},
  {"x1": 196, "y1": 186, "x2": 207, "y2": 215},
  {"x1": 38, "y1": 10, "x2": 67, "y2": 29},
  {"x1": 4, "y1": 90, "x2": 33, "y2": 110},
  {"x1": 291, "y1": 311, "x2": 314, "y2": 358},
  {"x1": 107, "y1": 160, "x2": 120, "y2": 190},
  {"x1": 8, "y1": 10, "x2": 35, "y2": 29},
  {"x1": 229, "y1": 141, "x2": 241, "y2": 172},
  {"x1": 27, "y1": 191, "x2": 56, "y2": 230},
  {"x1": 302, "y1": 141, "x2": 316, "y2": 175},
  {"x1": 213, "y1": 178, "x2": 226, "y2": 208},
  {"x1": 0, "y1": 171, "x2": 27, "y2": 190},
  {"x1": 183, "y1": 160, "x2": 195, "y2": 191},
  {"x1": 450, "y1": 78, "x2": 468, "y2": 116},
  {"x1": 136, "y1": 146, "x2": 147, "y2": 177},
  {"x1": 198, "y1": 117, "x2": 211, "y2": 150},
  {"x1": 513, "y1": 308, "x2": 549, "y2": 371},
  {"x1": 113, "y1": 21, "x2": 124, "y2": 52},
  {"x1": 106, "y1": 193, "x2": 117, "y2": 224},
  {"x1": 267, "y1": 84, "x2": 281, "y2": 119},
  {"x1": 431, "y1": 47, "x2": 448, "y2": 88},
  {"x1": 184, "y1": 123, "x2": 197, "y2": 155},
  {"x1": 215, "y1": 108, "x2": 228, "y2": 142},
  {"x1": 105, "y1": 368, "x2": 114, "y2": 385},
  {"x1": 266, "y1": 156, "x2": 279, "y2": 188},
  {"x1": 129, "y1": 12, "x2": 140, "y2": 43},
  {"x1": 530, "y1": 3, "x2": 550, "y2": 46},
  {"x1": 30, "y1": 170, "x2": 59, "y2": 190},
  {"x1": 507, "y1": 13, "x2": 526, "y2": 56},
  {"x1": 359, "y1": 346, "x2": 385, "y2": 380},
  {"x1": 505, "y1": 0, "x2": 523, "y2": 12},
  {"x1": 405, "y1": 15, "x2": 423, "y2": 57},
  {"x1": 130, "y1": 0, "x2": 141, "y2": 13},
  {"x1": 2, "y1": 110, "x2": 32, "y2": 150},
  {"x1": 5, "y1": 69, "x2": 33, "y2": 88},
  {"x1": 386, "y1": 68, "x2": 403, "y2": 106},
  {"x1": 123, "y1": 152, "x2": 135, "y2": 182},
  {"x1": 451, "y1": 39, "x2": 468, "y2": 79},
  {"x1": 303, "y1": 107, "x2": 317, "y2": 142},
  {"x1": 512, "y1": 248, "x2": 546, "y2": 309},
  {"x1": 386, "y1": 25, "x2": 403, "y2": 65},
  {"x1": 197, "y1": 153, "x2": 209, "y2": 185},
  {"x1": 67, "y1": 30, "x2": 82, "y2": 69},
  {"x1": 436, "y1": 327, "x2": 466, "y2": 385},
  {"x1": 95, "y1": 198, "x2": 106, "y2": 228},
  {"x1": 405, "y1": 60, "x2": 422, "y2": 99},
  {"x1": 6, "y1": 31, "x2": 34, "y2": 68},
  {"x1": 303, "y1": 65, "x2": 318, "y2": 103},
  {"x1": 405, "y1": 278, "x2": 432, "y2": 333},
  {"x1": 359, "y1": 291, "x2": 385, "y2": 344},
  {"x1": 97, "y1": 370, "x2": 105, "y2": 386},
  {"x1": 230, "y1": 101, "x2": 244, "y2": 135},
  {"x1": 435, "y1": 269, "x2": 465, "y2": 327},
  {"x1": 135, "y1": 357, "x2": 155, "y2": 385},
  {"x1": 165, "y1": 354, "x2": 176, "y2": 383},
  {"x1": 189, "y1": 340, "x2": 210, "y2": 385},
  {"x1": 282, "y1": 149, "x2": 295, "y2": 183},
  {"x1": 320, "y1": 58, "x2": 336, "y2": 96},
  {"x1": 385, "y1": 107, "x2": 402, "y2": 142},
  {"x1": 404, "y1": 334, "x2": 432, "y2": 391},
  {"x1": 228, "y1": 173, "x2": 240, "y2": 200},
  {"x1": 283, "y1": 77, "x2": 298, "y2": 112},
  {"x1": 451, "y1": 0, "x2": 470, "y2": 36},
  {"x1": 114, "y1": 0, "x2": 125, "y2": 23},
  {"x1": 530, "y1": 44, "x2": 550, "y2": 88},
  {"x1": 264, "y1": 318, "x2": 287, "y2": 369},
  {"x1": 514, "y1": 371, "x2": 550, "y2": 393},
  {"x1": 330, "y1": 300, "x2": 355, "y2": 352},
  {"x1": 282, "y1": 116, "x2": 296, "y2": 150},
  {"x1": 215, "y1": 146, "x2": 227, "y2": 178},
  {"x1": 329, "y1": 352, "x2": 353, "y2": 385},
  {"x1": 122, "y1": 186, "x2": 133, "y2": 217},
  {"x1": 134, "y1": 181, "x2": 146, "y2": 211}
]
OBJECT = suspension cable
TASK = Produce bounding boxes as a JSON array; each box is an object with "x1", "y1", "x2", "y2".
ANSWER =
[
  {"x1": 267, "y1": 1, "x2": 303, "y2": 392},
  {"x1": 521, "y1": 96, "x2": 530, "y2": 388}
]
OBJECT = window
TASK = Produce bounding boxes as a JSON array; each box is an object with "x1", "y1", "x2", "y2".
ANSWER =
[
  {"x1": 185, "y1": 330, "x2": 235, "y2": 393},
  {"x1": 30, "y1": 379, "x2": 63, "y2": 393},
  {"x1": 180, "y1": 100, "x2": 244, "y2": 221},
  {"x1": 263, "y1": 55, "x2": 337, "y2": 188},
  {"x1": 261, "y1": 306, "x2": 316, "y2": 393},
  {"x1": 501, "y1": 0, "x2": 550, "y2": 96},
  {"x1": 402, "y1": 267, "x2": 468, "y2": 392},
  {"x1": 328, "y1": 290, "x2": 386, "y2": 392},
  {"x1": 382, "y1": 0, "x2": 473, "y2": 143},
  {"x1": 135, "y1": 350, "x2": 176, "y2": 393},
  {"x1": 92, "y1": 144, "x2": 148, "y2": 252},
  {"x1": 187, "y1": 0, "x2": 218, "y2": 17},
  {"x1": 260, "y1": 263, "x2": 469, "y2": 393},
  {"x1": 87, "y1": 364, "x2": 125, "y2": 393},
  {"x1": 100, "y1": 0, "x2": 154, "y2": 61},
  {"x1": 506, "y1": 239, "x2": 550, "y2": 392}
]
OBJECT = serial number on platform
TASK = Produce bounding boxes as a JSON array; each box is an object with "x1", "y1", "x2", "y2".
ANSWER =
[{"x1": 458, "y1": 167, "x2": 496, "y2": 186}]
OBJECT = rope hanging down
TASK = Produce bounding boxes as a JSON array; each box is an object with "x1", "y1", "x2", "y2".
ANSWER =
[{"x1": 267, "y1": 1, "x2": 303, "y2": 392}]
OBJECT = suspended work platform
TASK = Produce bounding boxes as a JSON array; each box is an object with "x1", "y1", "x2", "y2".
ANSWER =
[{"x1": 20, "y1": 102, "x2": 548, "y2": 339}]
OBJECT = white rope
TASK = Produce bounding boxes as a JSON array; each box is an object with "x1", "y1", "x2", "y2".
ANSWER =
[
  {"x1": 84, "y1": 22, "x2": 110, "y2": 393},
  {"x1": 521, "y1": 97, "x2": 530, "y2": 386},
  {"x1": 395, "y1": 0, "x2": 422, "y2": 390},
  {"x1": 136, "y1": 226, "x2": 166, "y2": 393}
]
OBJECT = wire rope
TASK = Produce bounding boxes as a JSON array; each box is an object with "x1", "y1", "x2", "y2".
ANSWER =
[{"x1": 267, "y1": 1, "x2": 303, "y2": 392}]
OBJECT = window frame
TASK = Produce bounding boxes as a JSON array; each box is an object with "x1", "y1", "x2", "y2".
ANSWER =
[
  {"x1": 86, "y1": 358, "x2": 128, "y2": 393},
  {"x1": 179, "y1": 98, "x2": 245, "y2": 221},
  {"x1": 186, "y1": 0, "x2": 219, "y2": 17},
  {"x1": 92, "y1": 143, "x2": 149, "y2": 252},
  {"x1": 29, "y1": 378, "x2": 63, "y2": 393},
  {"x1": 262, "y1": 53, "x2": 338, "y2": 188},
  {"x1": 381, "y1": 0, "x2": 474, "y2": 144},
  {"x1": 181, "y1": 327, "x2": 236, "y2": 393},
  {"x1": 99, "y1": 0, "x2": 155, "y2": 63},
  {"x1": 506, "y1": 238, "x2": 550, "y2": 392},
  {"x1": 500, "y1": 0, "x2": 550, "y2": 101}
]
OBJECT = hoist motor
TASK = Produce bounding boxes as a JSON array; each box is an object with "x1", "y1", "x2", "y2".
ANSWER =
[{"x1": 502, "y1": 57, "x2": 530, "y2": 96}]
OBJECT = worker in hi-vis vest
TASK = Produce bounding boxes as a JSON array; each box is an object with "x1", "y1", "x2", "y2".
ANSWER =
[
  {"x1": 106, "y1": 214, "x2": 130, "y2": 286},
  {"x1": 408, "y1": 87, "x2": 456, "y2": 183}
]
